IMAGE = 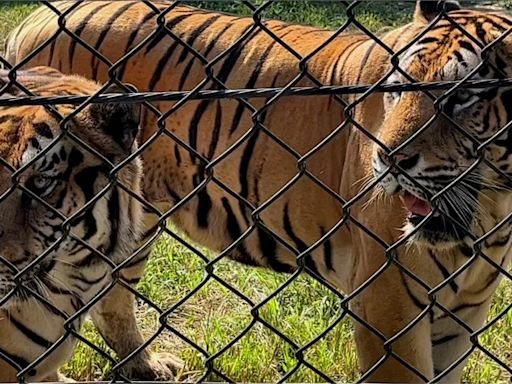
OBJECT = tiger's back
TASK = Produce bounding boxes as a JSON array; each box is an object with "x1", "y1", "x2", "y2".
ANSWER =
[{"x1": 6, "y1": 0, "x2": 413, "y2": 286}]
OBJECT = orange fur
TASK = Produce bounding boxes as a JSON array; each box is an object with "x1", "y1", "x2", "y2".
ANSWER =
[{"x1": 5, "y1": 1, "x2": 512, "y2": 382}]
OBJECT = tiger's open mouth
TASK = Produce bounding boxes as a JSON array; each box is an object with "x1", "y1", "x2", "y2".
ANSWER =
[
  {"x1": 399, "y1": 191, "x2": 471, "y2": 244},
  {"x1": 400, "y1": 191, "x2": 436, "y2": 218}
]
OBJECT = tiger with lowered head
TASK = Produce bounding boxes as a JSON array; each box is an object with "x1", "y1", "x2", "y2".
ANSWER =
[
  {"x1": 4, "y1": 0, "x2": 512, "y2": 382},
  {"x1": 0, "y1": 66, "x2": 180, "y2": 381}
]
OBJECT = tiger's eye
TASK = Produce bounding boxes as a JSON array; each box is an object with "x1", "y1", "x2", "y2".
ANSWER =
[{"x1": 32, "y1": 175, "x2": 50, "y2": 190}]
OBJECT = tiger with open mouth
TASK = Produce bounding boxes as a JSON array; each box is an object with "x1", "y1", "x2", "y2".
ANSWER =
[{"x1": 4, "y1": 0, "x2": 511, "y2": 382}]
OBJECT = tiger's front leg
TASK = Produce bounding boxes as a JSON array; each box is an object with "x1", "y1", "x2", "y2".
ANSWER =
[
  {"x1": 90, "y1": 260, "x2": 184, "y2": 380},
  {"x1": 351, "y1": 247, "x2": 434, "y2": 382},
  {"x1": 431, "y1": 298, "x2": 492, "y2": 383},
  {"x1": 90, "y1": 281, "x2": 183, "y2": 380},
  {"x1": 90, "y1": 211, "x2": 183, "y2": 380}
]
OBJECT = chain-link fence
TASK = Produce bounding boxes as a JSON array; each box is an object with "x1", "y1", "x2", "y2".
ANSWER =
[{"x1": 0, "y1": 0, "x2": 510, "y2": 383}]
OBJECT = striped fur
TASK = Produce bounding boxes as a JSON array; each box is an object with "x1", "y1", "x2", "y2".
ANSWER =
[
  {"x1": 0, "y1": 67, "x2": 147, "y2": 381},
  {"x1": 4, "y1": 1, "x2": 511, "y2": 382}
]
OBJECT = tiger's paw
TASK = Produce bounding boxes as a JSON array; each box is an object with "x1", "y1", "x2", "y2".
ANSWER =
[
  {"x1": 125, "y1": 352, "x2": 184, "y2": 381},
  {"x1": 58, "y1": 373, "x2": 76, "y2": 382},
  {"x1": 42, "y1": 372, "x2": 75, "y2": 382}
]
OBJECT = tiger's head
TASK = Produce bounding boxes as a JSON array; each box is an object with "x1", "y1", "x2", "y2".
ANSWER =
[
  {"x1": 0, "y1": 67, "x2": 143, "y2": 307},
  {"x1": 372, "y1": 5, "x2": 512, "y2": 249}
]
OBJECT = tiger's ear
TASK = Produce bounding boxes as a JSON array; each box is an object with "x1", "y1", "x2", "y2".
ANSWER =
[
  {"x1": 0, "y1": 69, "x2": 21, "y2": 96},
  {"x1": 0, "y1": 69, "x2": 7, "y2": 88},
  {"x1": 90, "y1": 83, "x2": 141, "y2": 152},
  {"x1": 414, "y1": 0, "x2": 461, "y2": 23}
]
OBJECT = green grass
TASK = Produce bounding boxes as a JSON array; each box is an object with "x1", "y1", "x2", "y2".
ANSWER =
[
  {"x1": 189, "y1": 1, "x2": 414, "y2": 31},
  {"x1": 0, "y1": 1, "x2": 511, "y2": 383},
  {"x1": 0, "y1": 2, "x2": 39, "y2": 49},
  {"x1": 496, "y1": 1, "x2": 512, "y2": 9},
  {"x1": 57, "y1": 234, "x2": 511, "y2": 383}
]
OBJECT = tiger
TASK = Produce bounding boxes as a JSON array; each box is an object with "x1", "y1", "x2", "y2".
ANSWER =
[
  {"x1": 4, "y1": 0, "x2": 512, "y2": 382},
  {"x1": 0, "y1": 66, "x2": 181, "y2": 382}
]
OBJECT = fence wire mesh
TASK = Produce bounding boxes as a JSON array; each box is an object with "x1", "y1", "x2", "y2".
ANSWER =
[{"x1": 0, "y1": 0, "x2": 510, "y2": 383}]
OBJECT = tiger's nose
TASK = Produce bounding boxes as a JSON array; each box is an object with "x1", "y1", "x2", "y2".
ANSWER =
[{"x1": 377, "y1": 149, "x2": 420, "y2": 171}]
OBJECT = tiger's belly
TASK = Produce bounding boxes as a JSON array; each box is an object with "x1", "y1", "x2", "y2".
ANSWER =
[{"x1": 141, "y1": 137, "x2": 353, "y2": 291}]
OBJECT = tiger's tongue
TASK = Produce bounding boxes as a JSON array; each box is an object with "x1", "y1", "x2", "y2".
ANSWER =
[{"x1": 401, "y1": 193, "x2": 432, "y2": 216}]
